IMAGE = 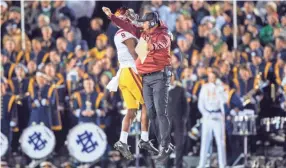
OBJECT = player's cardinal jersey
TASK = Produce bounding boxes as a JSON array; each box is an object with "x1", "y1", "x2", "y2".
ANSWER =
[{"x1": 114, "y1": 29, "x2": 138, "y2": 67}]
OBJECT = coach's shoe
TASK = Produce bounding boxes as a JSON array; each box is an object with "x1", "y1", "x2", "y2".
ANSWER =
[
  {"x1": 138, "y1": 139, "x2": 159, "y2": 155},
  {"x1": 154, "y1": 143, "x2": 174, "y2": 162},
  {"x1": 114, "y1": 141, "x2": 134, "y2": 160}
]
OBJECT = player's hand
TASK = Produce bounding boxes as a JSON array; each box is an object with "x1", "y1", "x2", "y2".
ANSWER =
[
  {"x1": 102, "y1": 7, "x2": 112, "y2": 17},
  {"x1": 82, "y1": 110, "x2": 88, "y2": 116},
  {"x1": 85, "y1": 110, "x2": 94, "y2": 117},
  {"x1": 147, "y1": 43, "x2": 154, "y2": 51}
]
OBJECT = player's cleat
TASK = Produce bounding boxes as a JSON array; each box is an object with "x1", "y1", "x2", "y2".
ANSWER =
[
  {"x1": 153, "y1": 143, "x2": 174, "y2": 162},
  {"x1": 114, "y1": 141, "x2": 134, "y2": 160},
  {"x1": 138, "y1": 139, "x2": 159, "y2": 155}
]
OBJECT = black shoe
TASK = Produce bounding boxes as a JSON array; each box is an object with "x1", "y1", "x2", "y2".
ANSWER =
[
  {"x1": 138, "y1": 139, "x2": 159, "y2": 155},
  {"x1": 154, "y1": 144, "x2": 174, "y2": 162},
  {"x1": 114, "y1": 141, "x2": 134, "y2": 160}
]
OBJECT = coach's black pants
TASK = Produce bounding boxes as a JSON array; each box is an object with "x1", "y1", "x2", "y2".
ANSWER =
[{"x1": 142, "y1": 68, "x2": 171, "y2": 147}]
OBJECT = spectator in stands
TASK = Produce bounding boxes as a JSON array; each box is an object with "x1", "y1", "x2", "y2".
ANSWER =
[
  {"x1": 181, "y1": 15, "x2": 194, "y2": 36},
  {"x1": 3, "y1": 19, "x2": 30, "y2": 52},
  {"x1": 260, "y1": 14, "x2": 281, "y2": 45},
  {"x1": 165, "y1": 1, "x2": 181, "y2": 32},
  {"x1": 0, "y1": 1, "x2": 8, "y2": 24},
  {"x1": 39, "y1": 0, "x2": 53, "y2": 19},
  {"x1": 281, "y1": 15, "x2": 286, "y2": 28},
  {"x1": 150, "y1": 0, "x2": 169, "y2": 24},
  {"x1": 52, "y1": 0, "x2": 76, "y2": 25},
  {"x1": 238, "y1": 31, "x2": 251, "y2": 53},
  {"x1": 105, "y1": 45, "x2": 117, "y2": 68},
  {"x1": 41, "y1": 25, "x2": 55, "y2": 51},
  {"x1": 58, "y1": 15, "x2": 82, "y2": 43},
  {"x1": 241, "y1": 2, "x2": 263, "y2": 26},
  {"x1": 265, "y1": 2, "x2": 277, "y2": 18},
  {"x1": 62, "y1": 27, "x2": 77, "y2": 52},
  {"x1": 87, "y1": 18, "x2": 103, "y2": 49},
  {"x1": 0, "y1": 1, "x2": 8, "y2": 14},
  {"x1": 8, "y1": 6, "x2": 21, "y2": 26},
  {"x1": 208, "y1": 28, "x2": 228, "y2": 56},
  {"x1": 89, "y1": 33, "x2": 108, "y2": 60},
  {"x1": 191, "y1": 0, "x2": 210, "y2": 26},
  {"x1": 222, "y1": 24, "x2": 233, "y2": 50},
  {"x1": 31, "y1": 14, "x2": 51, "y2": 38}
]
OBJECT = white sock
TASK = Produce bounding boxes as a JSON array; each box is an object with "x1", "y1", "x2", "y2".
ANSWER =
[
  {"x1": 141, "y1": 131, "x2": 149, "y2": 142},
  {"x1": 119, "y1": 131, "x2": 128, "y2": 144}
]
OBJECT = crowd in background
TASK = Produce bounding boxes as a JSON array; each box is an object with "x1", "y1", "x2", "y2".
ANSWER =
[{"x1": 1, "y1": 0, "x2": 286, "y2": 167}]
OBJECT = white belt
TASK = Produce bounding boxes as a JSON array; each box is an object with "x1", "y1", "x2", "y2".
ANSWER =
[{"x1": 106, "y1": 64, "x2": 138, "y2": 92}]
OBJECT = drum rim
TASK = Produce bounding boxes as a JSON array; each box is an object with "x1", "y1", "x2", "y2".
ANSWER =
[
  {"x1": 66, "y1": 122, "x2": 107, "y2": 163},
  {"x1": 0, "y1": 132, "x2": 9, "y2": 157},
  {"x1": 20, "y1": 125, "x2": 56, "y2": 159}
]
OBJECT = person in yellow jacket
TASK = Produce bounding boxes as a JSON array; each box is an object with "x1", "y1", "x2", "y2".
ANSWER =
[{"x1": 89, "y1": 33, "x2": 108, "y2": 60}]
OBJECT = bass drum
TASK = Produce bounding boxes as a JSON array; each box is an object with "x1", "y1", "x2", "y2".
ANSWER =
[
  {"x1": 0, "y1": 132, "x2": 9, "y2": 157},
  {"x1": 66, "y1": 123, "x2": 107, "y2": 163},
  {"x1": 20, "y1": 124, "x2": 55, "y2": 159}
]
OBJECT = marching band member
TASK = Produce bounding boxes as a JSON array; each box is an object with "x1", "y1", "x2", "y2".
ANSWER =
[
  {"x1": 28, "y1": 72, "x2": 56, "y2": 129},
  {"x1": 274, "y1": 49, "x2": 286, "y2": 86},
  {"x1": 197, "y1": 68, "x2": 226, "y2": 168},
  {"x1": 233, "y1": 65, "x2": 257, "y2": 110},
  {"x1": 249, "y1": 50, "x2": 265, "y2": 77},
  {"x1": 7, "y1": 64, "x2": 30, "y2": 152},
  {"x1": 105, "y1": 7, "x2": 159, "y2": 160},
  {"x1": 67, "y1": 65, "x2": 89, "y2": 95},
  {"x1": 27, "y1": 38, "x2": 49, "y2": 68},
  {"x1": 74, "y1": 40, "x2": 91, "y2": 70},
  {"x1": 72, "y1": 78, "x2": 104, "y2": 124},
  {"x1": 184, "y1": 63, "x2": 207, "y2": 154},
  {"x1": 278, "y1": 51, "x2": 286, "y2": 111},
  {"x1": 1, "y1": 78, "x2": 18, "y2": 141},
  {"x1": 49, "y1": 49, "x2": 65, "y2": 74},
  {"x1": 56, "y1": 37, "x2": 73, "y2": 61},
  {"x1": 1, "y1": 49, "x2": 16, "y2": 80},
  {"x1": 2, "y1": 35, "x2": 24, "y2": 64},
  {"x1": 27, "y1": 60, "x2": 37, "y2": 78},
  {"x1": 190, "y1": 63, "x2": 207, "y2": 116},
  {"x1": 220, "y1": 77, "x2": 244, "y2": 165},
  {"x1": 44, "y1": 63, "x2": 64, "y2": 130}
]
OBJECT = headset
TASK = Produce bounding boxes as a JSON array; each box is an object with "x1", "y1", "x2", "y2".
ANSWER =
[{"x1": 149, "y1": 12, "x2": 159, "y2": 28}]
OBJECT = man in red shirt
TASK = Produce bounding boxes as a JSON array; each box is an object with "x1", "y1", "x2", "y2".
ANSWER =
[{"x1": 103, "y1": 7, "x2": 174, "y2": 161}]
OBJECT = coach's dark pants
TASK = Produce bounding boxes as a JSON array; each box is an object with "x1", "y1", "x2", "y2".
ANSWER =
[{"x1": 142, "y1": 68, "x2": 171, "y2": 147}]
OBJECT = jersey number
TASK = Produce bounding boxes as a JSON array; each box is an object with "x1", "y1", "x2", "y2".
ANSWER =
[{"x1": 121, "y1": 33, "x2": 126, "y2": 38}]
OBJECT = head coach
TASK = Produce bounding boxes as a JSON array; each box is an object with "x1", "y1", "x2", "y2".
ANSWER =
[{"x1": 103, "y1": 7, "x2": 174, "y2": 161}]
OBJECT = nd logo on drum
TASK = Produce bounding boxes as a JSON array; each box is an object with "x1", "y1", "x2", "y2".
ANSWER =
[
  {"x1": 28, "y1": 132, "x2": 47, "y2": 151},
  {"x1": 76, "y1": 130, "x2": 98, "y2": 153}
]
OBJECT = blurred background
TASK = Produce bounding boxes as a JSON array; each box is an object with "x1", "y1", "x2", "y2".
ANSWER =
[{"x1": 1, "y1": 0, "x2": 286, "y2": 167}]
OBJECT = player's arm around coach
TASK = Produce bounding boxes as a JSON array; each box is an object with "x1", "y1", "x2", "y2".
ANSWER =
[{"x1": 103, "y1": 7, "x2": 174, "y2": 161}]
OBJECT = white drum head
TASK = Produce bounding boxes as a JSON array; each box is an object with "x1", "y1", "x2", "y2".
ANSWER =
[
  {"x1": 0, "y1": 132, "x2": 9, "y2": 157},
  {"x1": 67, "y1": 123, "x2": 107, "y2": 163},
  {"x1": 20, "y1": 125, "x2": 55, "y2": 159}
]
